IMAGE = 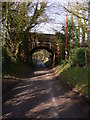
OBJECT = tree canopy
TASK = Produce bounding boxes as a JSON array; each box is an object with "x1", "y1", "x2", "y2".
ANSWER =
[{"x1": 2, "y1": 1, "x2": 47, "y2": 61}]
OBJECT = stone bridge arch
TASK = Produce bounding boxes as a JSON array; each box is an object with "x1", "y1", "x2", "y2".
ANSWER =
[{"x1": 29, "y1": 45, "x2": 55, "y2": 67}]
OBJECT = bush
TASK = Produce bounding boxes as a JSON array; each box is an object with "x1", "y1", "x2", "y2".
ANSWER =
[
  {"x1": 45, "y1": 60, "x2": 52, "y2": 67},
  {"x1": 69, "y1": 47, "x2": 88, "y2": 66},
  {"x1": 75, "y1": 48, "x2": 85, "y2": 66},
  {"x1": 61, "y1": 60, "x2": 68, "y2": 67},
  {"x1": 2, "y1": 47, "x2": 11, "y2": 74},
  {"x1": 69, "y1": 49, "x2": 76, "y2": 66}
]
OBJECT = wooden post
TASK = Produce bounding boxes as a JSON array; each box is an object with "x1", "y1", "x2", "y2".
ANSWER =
[{"x1": 57, "y1": 43, "x2": 61, "y2": 61}]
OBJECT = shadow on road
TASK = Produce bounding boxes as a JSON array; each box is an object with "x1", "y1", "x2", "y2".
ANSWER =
[{"x1": 2, "y1": 68, "x2": 88, "y2": 119}]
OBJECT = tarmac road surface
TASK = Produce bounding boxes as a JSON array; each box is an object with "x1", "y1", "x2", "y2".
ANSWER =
[{"x1": 2, "y1": 68, "x2": 88, "y2": 119}]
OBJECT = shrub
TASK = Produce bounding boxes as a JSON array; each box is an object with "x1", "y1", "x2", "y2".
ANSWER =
[
  {"x1": 69, "y1": 47, "x2": 88, "y2": 66},
  {"x1": 2, "y1": 47, "x2": 11, "y2": 74},
  {"x1": 69, "y1": 48, "x2": 76, "y2": 66},
  {"x1": 45, "y1": 60, "x2": 52, "y2": 67},
  {"x1": 75, "y1": 48, "x2": 85, "y2": 66},
  {"x1": 61, "y1": 60, "x2": 68, "y2": 67}
]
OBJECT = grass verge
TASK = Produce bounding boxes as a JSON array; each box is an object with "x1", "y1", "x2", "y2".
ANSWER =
[
  {"x1": 55, "y1": 63, "x2": 88, "y2": 99},
  {"x1": 2, "y1": 61, "x2": 32, "y2": 93}
]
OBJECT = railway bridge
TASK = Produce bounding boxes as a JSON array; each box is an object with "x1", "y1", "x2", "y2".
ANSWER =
[{"x1": 28, "y1": 33, "x2": 57, "y2": 66}]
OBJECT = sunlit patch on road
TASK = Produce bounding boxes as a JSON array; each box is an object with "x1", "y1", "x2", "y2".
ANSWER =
[{"x1": 3, "y1": 68, "x2": 88, "y2": 118}]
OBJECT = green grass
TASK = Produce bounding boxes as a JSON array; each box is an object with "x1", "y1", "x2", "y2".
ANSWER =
[
  {"x1": 3, "y1": 61, "x2": 32, "y2": 92},
  {"x1": 55, "y1": 63, "x2": 88, "y2": 97},
  {"x1": 3, "y1": 61, "x2": 31, "y2": 78}
]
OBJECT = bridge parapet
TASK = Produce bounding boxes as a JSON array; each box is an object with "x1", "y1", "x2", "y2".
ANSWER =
[{"x1": 31, "y1": 42, "x2": 52, "y2": 49}]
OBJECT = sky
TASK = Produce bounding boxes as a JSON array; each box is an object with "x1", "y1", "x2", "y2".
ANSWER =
[
  {"x1": 2, "y1": 0, "x2": 88, "y2": 34},
  {"x1": 31, "y1": 0, "x2": 88, "y2": 34}
]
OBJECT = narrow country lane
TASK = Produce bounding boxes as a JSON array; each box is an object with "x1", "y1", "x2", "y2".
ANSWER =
[{"x1": 2, "y1": 68, "x2": 88, "y2": 119}]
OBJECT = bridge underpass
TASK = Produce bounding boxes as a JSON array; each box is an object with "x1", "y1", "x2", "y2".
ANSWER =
[
  {"x1": 18, "y1": 33, "x2": 60, "y2": 67},
  {"x1": 29, "y1": 42, "x2": 55, "y2": 68},
  {"x1": 22, "y1": 33, "x2": 58, "y2": 68}
]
